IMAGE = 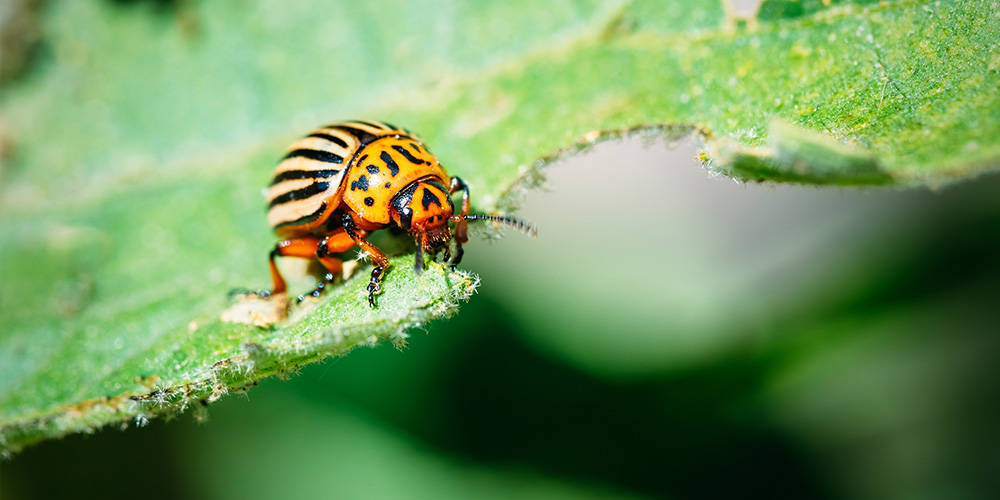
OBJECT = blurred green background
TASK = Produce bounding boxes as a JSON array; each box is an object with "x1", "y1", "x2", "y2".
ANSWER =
[
  {"x1": 3, "y1": 0, "x2": 1000, "y2": 499},
  {"x1": 3, "y1": 137, "x2": 999, "y2": 499}
]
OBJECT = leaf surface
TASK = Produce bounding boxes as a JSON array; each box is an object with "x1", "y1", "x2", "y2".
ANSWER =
[{"x1": 1, "y1": 0, "x2": 997, "y2": 453}]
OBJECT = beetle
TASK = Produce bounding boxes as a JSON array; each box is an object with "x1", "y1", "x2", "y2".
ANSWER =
[{"x1": 253, "y1": 119, "x2": 534, "y2": 310}]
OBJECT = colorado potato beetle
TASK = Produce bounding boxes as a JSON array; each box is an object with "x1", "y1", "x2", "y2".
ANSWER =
[{"x1": 257, "y1": 119, "x2": 535, "y2": 310}]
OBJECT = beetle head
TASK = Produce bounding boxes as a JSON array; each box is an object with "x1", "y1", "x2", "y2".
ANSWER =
[
  {"x1": 390, "y1": 176, "x2": 538, "y2": 274},
  {"x1": 390, "y1": 177, "x2": 454, "y2": 253}
]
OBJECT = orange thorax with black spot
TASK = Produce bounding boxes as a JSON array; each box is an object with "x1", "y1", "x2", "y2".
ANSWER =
[{"x1": 342, "y1": 135, "x2": 449, "y2": 225}]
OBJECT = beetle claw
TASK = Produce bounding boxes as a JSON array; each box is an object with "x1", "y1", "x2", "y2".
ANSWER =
[
  {"x1": 367, "y1": 266, "x2": 384, "y2": 308},
  {"x1": 295, "y1": 273, "x2": 335, "y2": 304},
  {"x1": 230, "y1": 288, "x2": 271, "y2": 299},
  {"x1": 449, "y1": 242, "x2": 464, "y2": 270}
]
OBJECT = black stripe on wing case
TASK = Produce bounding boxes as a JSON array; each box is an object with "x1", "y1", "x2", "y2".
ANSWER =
[
  {"x1": 269, "y1": 182, "x2": 330, "y2": 207},
  {"x1": 283, "y1": 148, "x2": 344, "y2": 164},
  {"x1": 273, "y1": 202, "x2": 328, "y2": 229},
  {"x1": 346, "y1": 119, "x2": 388, "y2": 129},
  {"x1": 307, "y1": 132, "x2": 349, "y2": 148},
  {"x1": 270, "y1": 169, "x2": 339, "y2": 185},
  {"x1": 331, "y1": 125, "x2": 379, "y2": 146}
]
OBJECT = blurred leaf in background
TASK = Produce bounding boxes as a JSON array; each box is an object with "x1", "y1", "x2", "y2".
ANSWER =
[{"x1": 2, "y1": 0, "x2": 1000, "y2": 498}]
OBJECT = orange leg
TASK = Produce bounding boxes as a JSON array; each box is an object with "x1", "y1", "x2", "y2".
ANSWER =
[
  {"x1": 268, "y1": 229, "x2": 359, "y2": 300},
  {"x1": 340, "y1": 213, "x2": 390, "y2": 308},
  {"x1": 297, "y1": 230, "x2": 359, "y2": 302},
  {"x1": 267, "y1": 237, "x2": 319, "y2": 295}
]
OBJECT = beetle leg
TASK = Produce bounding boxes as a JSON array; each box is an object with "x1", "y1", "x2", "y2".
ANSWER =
[
  {"x1": 266, "y1": 238, "x2": 324, "y2": 296},
  {"x1": 449, "y1": 176, "x2": 470, "y2": 244},
  {"x1": 297, "y1": 230, "x2": 356, "y2": 302},
  {"x1": 414, "y1": 244, "x2": 425, "y2": 274},
  {"x1": 342, "y1": 213, "x2": 389, "y2": 308},
  {"x1": 451, "y1": 242, "x2": 465, "y2": 269},
  {"x1": 297, "y1": 272, "x2": 335, "y2": 303},
  {"x1": 448, "y1": 176, "x2": 470, "y2": 269},
  {"x1": 231, "y1": 241, "x2": 310, "y2": 299},
  {"x1": 359, "y1": 242, "x2": 390, "y2": 308}
]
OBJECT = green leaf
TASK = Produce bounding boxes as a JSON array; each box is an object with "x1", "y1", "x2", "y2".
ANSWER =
[{"x1": 2, "y1": 0, "x2": 997, "y2": 453}]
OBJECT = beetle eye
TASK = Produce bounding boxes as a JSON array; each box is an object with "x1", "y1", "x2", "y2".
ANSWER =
[{"x1": 399, "y1": 207, "x2": 413, "y2": 229}]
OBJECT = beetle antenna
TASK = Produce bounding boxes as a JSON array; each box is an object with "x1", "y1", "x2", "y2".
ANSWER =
[{"x1": 451, "y1": 214, "x2": 537, "y2": 237}]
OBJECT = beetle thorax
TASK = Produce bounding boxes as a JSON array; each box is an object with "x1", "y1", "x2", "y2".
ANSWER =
[{"x1": 341, "y1": 135, "x2": 450, "y2": 225}]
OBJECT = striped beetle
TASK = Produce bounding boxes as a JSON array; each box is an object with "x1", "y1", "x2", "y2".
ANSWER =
[{"x1": 256, "y1": 120, "x2": 535, "y2": 311}]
